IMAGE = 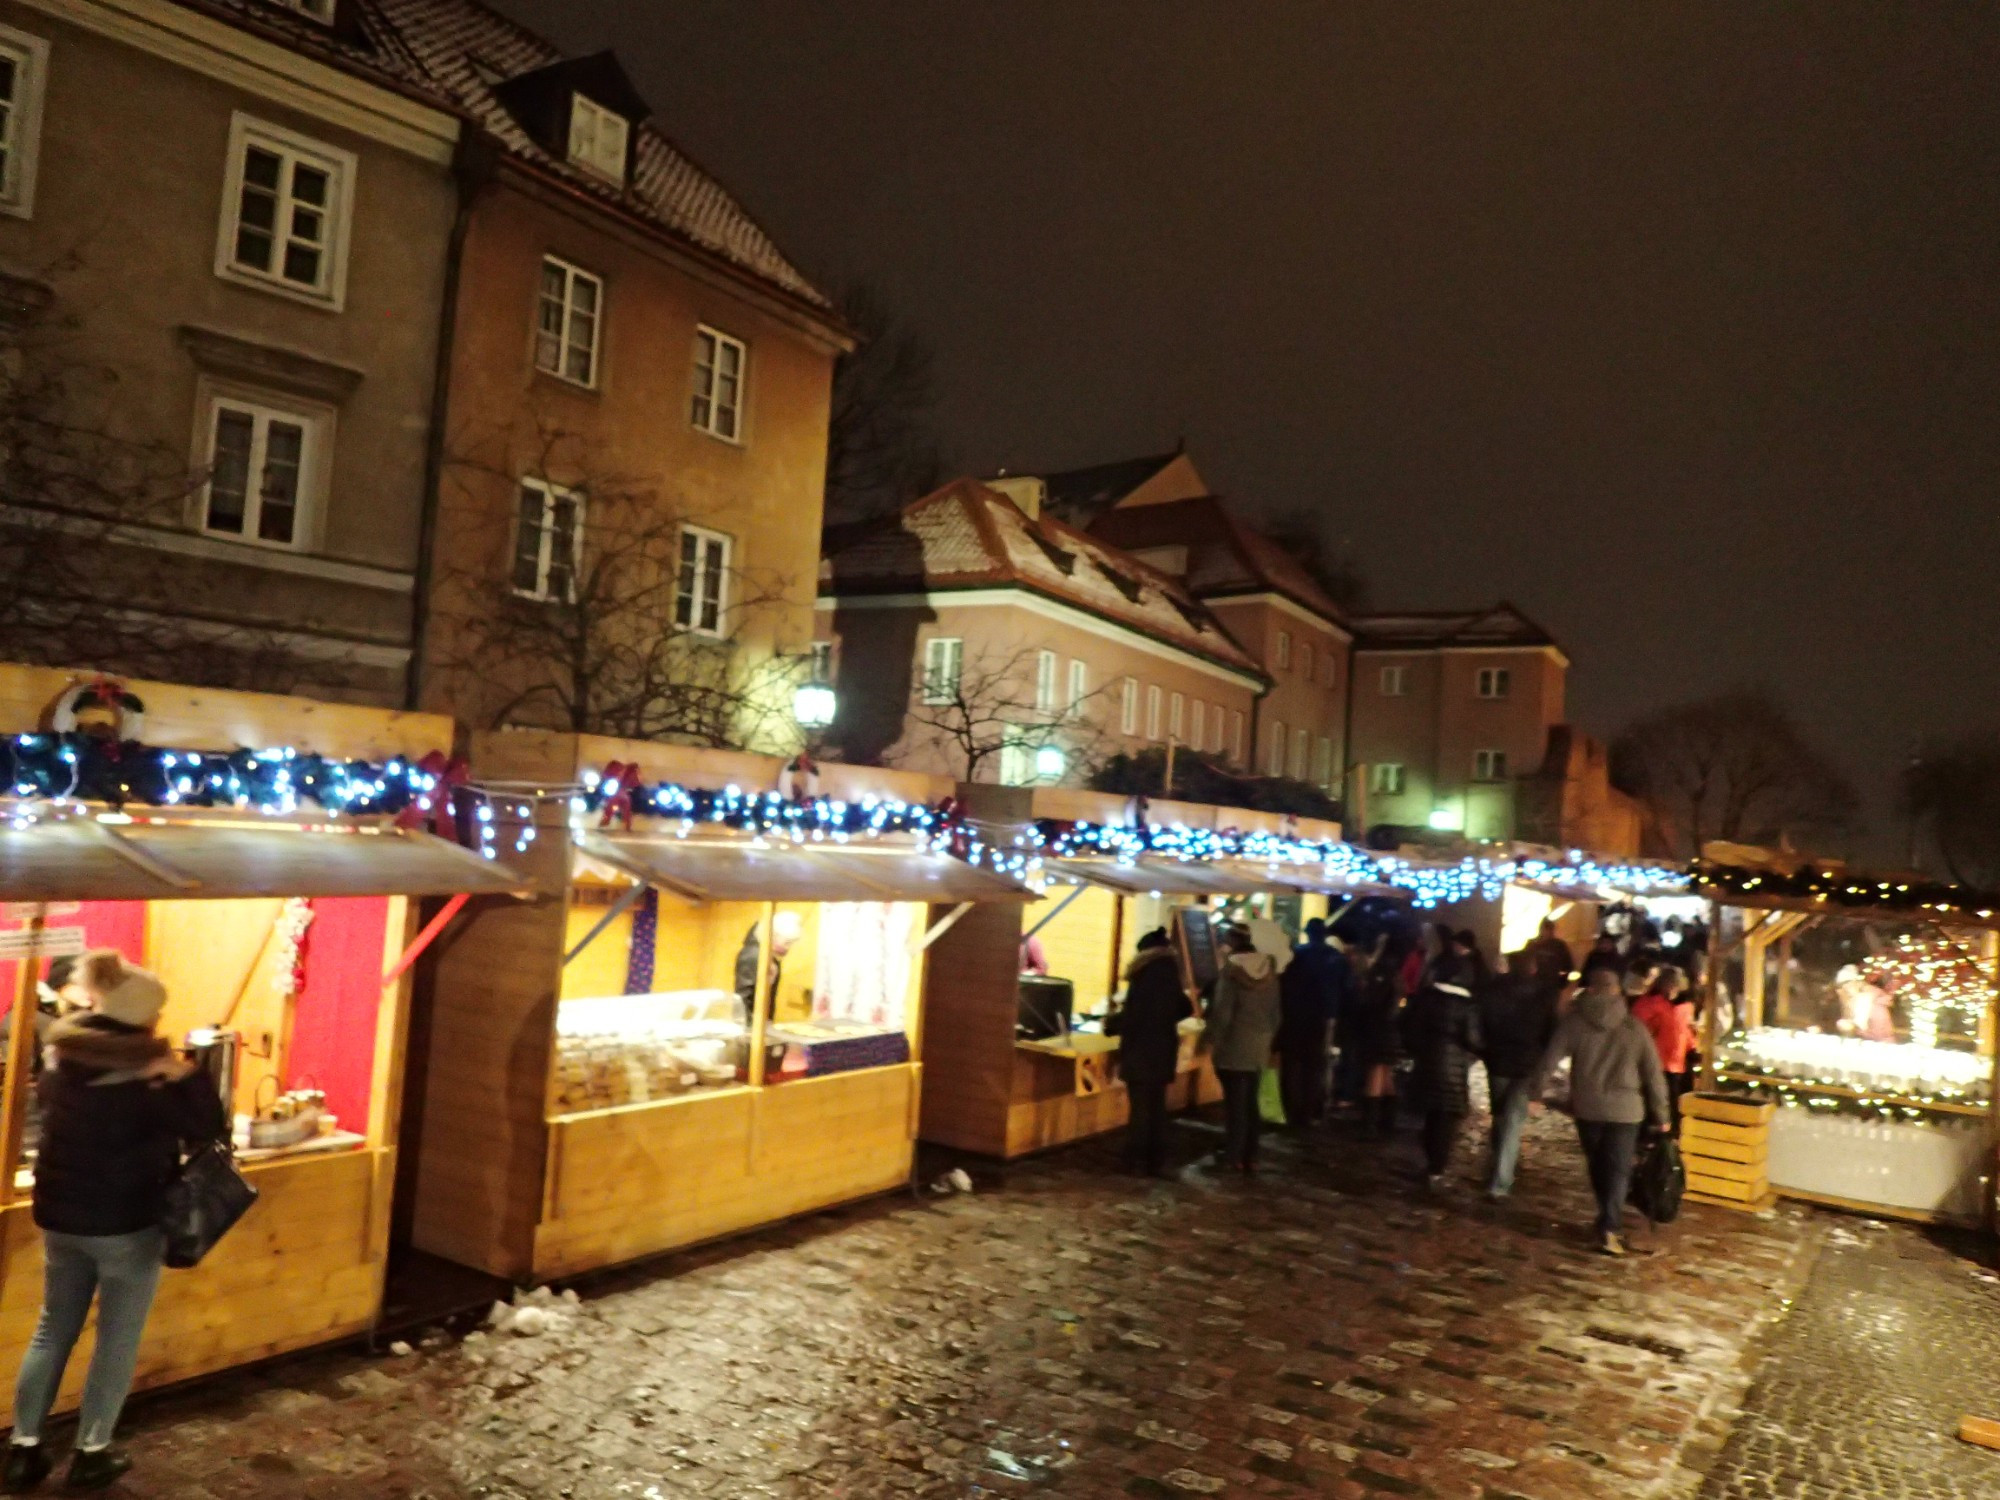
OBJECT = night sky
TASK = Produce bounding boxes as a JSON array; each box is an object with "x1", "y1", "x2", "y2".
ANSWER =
[{"x1": 496, "y1": 1, "x2": 2000, "y2": 854}]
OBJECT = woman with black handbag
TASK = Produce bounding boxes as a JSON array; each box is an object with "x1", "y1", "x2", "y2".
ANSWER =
[{"x1": 3, "y1": 951, "x2": 224, "y2": 1493}]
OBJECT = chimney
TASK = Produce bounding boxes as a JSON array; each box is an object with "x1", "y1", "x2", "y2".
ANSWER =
[{"x1": 986, "y1": 475, "x2": 1045, "y2": 520}]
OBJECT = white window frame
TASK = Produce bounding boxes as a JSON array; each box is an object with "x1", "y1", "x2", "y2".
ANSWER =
[
  {"x1": 1474, "y1": 748, "x2": 1509, "y2": 782},
  {"x1": 674, "y1": 524, "x2": 731, "y2": 637},
  {"x1": 535, "y1": 256, "x2": 603, "y2": 389},
  {"x1": 1276, "y1": 630, "x2": 1291, "y2": 670},
  {"x1": 1370, "y1": 762, "x2": 1405, "y2": 796},
  {"x1": 1267, "y1": 720, "x2": 1286, "y2": 777},
  {"x1": 1379, "y1": 664, "x2": 1408, "y2": 697},
  {"x1": 1213, "y1": 708, "x2": 1227, "y2": 755},
  {"x1": 0, "y1": 24, "x2": 51, "y2": 220},
  {"x1": 510, "y1": 478, "x2": 585, "y2": 603},
  {"x1": 567, "y1": 93, "x2": 630, "y2": 184},
  {"x1": 1300, "y1": 642, "x2": 1314, "y2": 685},
  {"x1": 1169, "y1": 692, "x2": 1184, "y2": 741},
  {"x1": 1476, "y1": 666, "x2": 1512, "y2": 700},
  {"x1": 193, "y1": 386, "x2": 330, "y2": 553},
  {"x1": 691, "y1": 325, "x2": 747, "y2": 442},
  {"x1": 808, "y1": 639, "x2": 833, "y2": 681},
  {"x1": 1146, "y1": 685, "x2": 1162, "y2": 741},
  {"x1": 1035, "y1": 649, "x2": 1058, "y2": 712},
  {"x1": 921, "y1": 637, "x2": 963, "y2": 705},
  {"x1": 1231, "y1": 711, "x2": 1244, "y2": 764},
  {"x1": 1121, "y1": 676, "x2": 1138, "y2": 736},
  {"x1": 215, "y1": 113, "x2": 356, "y2": 310},
  {"x1": 1291, "y1": 727, "x2": 1309, "y2": 780},
  {"x1": 1066, "y1": 658, "x2": 1087, "y2": 711},
  {"x1": 1190, "y1": 699, "x2": 1205, "y2": 751}
]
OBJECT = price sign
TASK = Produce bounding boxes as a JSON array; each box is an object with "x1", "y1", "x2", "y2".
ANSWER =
[{"x1": 0, "y1": 927, "x2": 86, "y2": 961}]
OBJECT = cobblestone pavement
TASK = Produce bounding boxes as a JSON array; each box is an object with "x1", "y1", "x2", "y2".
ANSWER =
[
  {"x1": 1699, "y1": 1217, "x2": 2000, "y2": 1500},
  {"x1": 92, "y1": 1106, "x2": 1831, "y2": 1500}
]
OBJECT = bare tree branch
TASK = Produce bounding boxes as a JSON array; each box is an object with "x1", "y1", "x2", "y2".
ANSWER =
[{"x1": 893, "y1": 641, "x2": 1114, "y2": 784}]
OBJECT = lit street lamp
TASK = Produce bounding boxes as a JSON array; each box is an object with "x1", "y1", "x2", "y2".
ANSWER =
[{"x1": 793, "y1": 681, "x2": 837, "y2": 731}]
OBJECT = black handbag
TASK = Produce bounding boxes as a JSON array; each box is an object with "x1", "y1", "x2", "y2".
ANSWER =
[
  {"x1": 1629, "y1": 1132, "x2": 1686, "y2": 1225},
  {"x1": 160, "y1": 1141, "x2": 259, "y2": 1270}
]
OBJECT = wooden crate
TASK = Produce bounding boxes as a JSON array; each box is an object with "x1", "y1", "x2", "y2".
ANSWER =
[{"x1": 1680, "y1": 1091, "x2": 1776, "y2": 1212}]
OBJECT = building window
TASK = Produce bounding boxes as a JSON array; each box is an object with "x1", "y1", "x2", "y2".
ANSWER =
[
  {"x1": 535, "y1": 258, "x2": 602, "y2": 387},
  {"x1": 1370, "y1": 763, "x2": 1405, "y2": 796},
  {"x1": 217, "y1": 114, "x2": 354, "y2": 306},
  {"x1": 1166, "y1": 692, "x2": 1183, "y2": 741},
  {"x1": 1276, "y1": 630, "x2": 1291, "y2": 670},
  {"x1": 1299, "y1": 642, "x2": 1314, "y2": 684},
  {"x1": 1067, "y1": 659, "x2": 1087, "y2": 711},
  {"x1": 1146, "y1": 685, "x2": 1162, "y2": 741},
  {"x1": 1474, "y1": 748, "x2": 1509, "y2": 782},
  {"x1": 567, "y1": 94, "x2": 630, "y2": 184},
  {"x1": 1231, "y1": 711, "x2": 1243, "y2": 763},
  {"x1": 1379, "y1": 664, "x2": 1407, "y2": 697},
  {"x1": 511, "y1": 479, "x2": 583, "y2": 602},
  {"x1": 1190, "y1": 700, "x2": 1206, "y2": 750},
  {"x1": 921, "y1": 637, "x2": 963, "y2": 705},
  {"x1": 691, "y1": 326, "x2": 746, "y2": 441},
  {"x1": 1476, "y1": 666, "x2": 1512, "y2": 699},
  {"x1": 808, "y1": 639, "x2": 833, "y2": 681},
  {"x1": 1035, "y1": 650, "x2": 1057, "y2": 712},
  {"x1": 0, "y1": 25, "x2": 50, "y2": 219},
  {"x1": 1213, "y1": 709, "x2": 1227, "y2": 755},
  {"x1": 673, "y1": 525, "x2": 730, "y2": 636},
  {"x1": 1121, "y1": 676, "x2": 1138, "y2": 735},
  {"x1": 1291, "y1": 727, "x2": 1308, "y2": 780},
  {"x1": 1266, "y1": 720, "x2": 1285, "y2": 777},
  {"x1": 1316, "y1": 736, "x2": 1333, "y2": 787},
  {"x1": 199, "y1": 394, "x2": 323, "y2": 550}
]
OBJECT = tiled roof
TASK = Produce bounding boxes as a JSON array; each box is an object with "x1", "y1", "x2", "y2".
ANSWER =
[
  {"x1": 1037, "y1": 450, "x2": 1183, "y2": 525},
  {"x1": 180, "y1": 0, "x2": 830, "y2": 312},
  {"x1": 1350, "y1": 605, "x2": 1558, "y2": 650},
  {"x1": 1087, "y1": 495, "x2": 1353, "y2": 628},
  {"x1": 821, "y1": 480, "x2": 1265, "y2": 681}
]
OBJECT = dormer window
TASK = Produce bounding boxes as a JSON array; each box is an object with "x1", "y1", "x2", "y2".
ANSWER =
[{"x1": 568, "y1": 94, "x2": 629, "y2": 184}]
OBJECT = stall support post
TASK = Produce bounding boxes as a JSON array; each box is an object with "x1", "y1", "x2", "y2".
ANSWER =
[
  {"x1": 1775, "y1": 930, "x2": 1794, "y2": 1027},
  {"x1": 0, "y1": 905, "x2": 46, "y2": 1206},
  {"x1": 746, "y1": 901, "x2": 775, "y2": 1090},
  {"x1": 1698, "y1": 897, "x2": 1724, "y2": 1093}
]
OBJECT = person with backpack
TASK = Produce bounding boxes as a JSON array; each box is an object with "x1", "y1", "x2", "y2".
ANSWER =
[
  {"x1": 1527, "y1": 968, "x2": 1672, "y2": 1255},
  {"x1": 1400, "y1": 942, "x2": 1484, "y2": 1189},
  {"x1": 1206, "y1": 925, "x2": 1282, "y2": 1174},
  {"x1": 1476, "y1": 948, "x2": 1564, "y2": 1199},
  {"x1": 5, "y1": 951, "x2": 225, "y2": 1492},
  {"x1": 1103, "y1": 929, "x2": 1193, "y2": 1176},
  {"x1": 1276, "y1": 918, "x2": 1349, "y2": 1129}
]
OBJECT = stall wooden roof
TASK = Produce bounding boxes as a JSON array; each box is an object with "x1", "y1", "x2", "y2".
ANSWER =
[
  {"x1": 576, "y1": 832, "x2": 1036, "y2": 905},
  {"x1": 0, "y1": 815, "x2": 527, "y2": 902},
  {"x1": 1049, "y1": 856, "x2": 1316, "y2": 899}
]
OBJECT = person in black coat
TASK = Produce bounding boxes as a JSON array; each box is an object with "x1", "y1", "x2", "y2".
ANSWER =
[
  {"x1": 6, "y1": 952, "x2": 225, "y2": 1493},
  {"x1": 1399, "y1": 948, "x2": 1485, "y2": 1188},
  {"x1": 1104, "y1": 929, "x2": 1192, "y2": 1176},
  {"x1": 1277, "y1": 919, "x2": 1349, "y2": 1129},
  {"x1": 1476, "y1": 952, "x2": 1564, "y2": 1198},
  {"x1": 1351, "y1": 933, "x2": 1410, "y2": 1139}
]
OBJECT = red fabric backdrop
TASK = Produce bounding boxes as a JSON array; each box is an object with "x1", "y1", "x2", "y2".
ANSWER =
[
  {"x1": 0, "y1": 901, "x2": 148, "y2": 1021},
  {"x1": 283, "y1": 897, "x2": 388, "y2": 1136}
]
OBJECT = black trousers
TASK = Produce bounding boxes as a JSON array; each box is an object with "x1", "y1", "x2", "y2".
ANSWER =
[
  {"x1": 1124, "y1": 1079, "x2": 1170, "y2": 1173},
  {"x1": 1421, "y1": 1109, "x2": 1464, "y2": 1176},
  {"x1": 1219, "y1": 1069, "x2": 1262, "y2": 1168},
  {"x1": 1576, "y1": 1120, "x2": 1640, "y2": 1236},
  {"x1": 1278, "y1": 1024, "x2": 1329, "y2": 1127}
]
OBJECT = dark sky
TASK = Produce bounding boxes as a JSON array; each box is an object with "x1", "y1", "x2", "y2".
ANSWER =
[{"x1": 497, "y1": 0, "x2": 2000, "y2": 854}]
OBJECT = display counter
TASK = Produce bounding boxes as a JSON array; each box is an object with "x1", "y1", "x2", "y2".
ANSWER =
[{"x1": 411, "y1": 733, "x2": 1029, "y2": 1282}]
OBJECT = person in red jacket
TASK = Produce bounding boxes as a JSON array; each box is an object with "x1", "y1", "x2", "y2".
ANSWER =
[{"x1": 1630, "y1": 965, "x2": 1695, "y2": 1116}]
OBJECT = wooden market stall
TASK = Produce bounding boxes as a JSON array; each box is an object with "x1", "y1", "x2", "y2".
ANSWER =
[
  {"x1": 919, "y1": 785, "x2": 1355, "y2": 1159},
  {"x1": 0, "y1": 664, "x2": 522, "y2": 1410},
  {"x1": 406, "y1": 731, "x2": 1034, "y2": 1282},
  {"x1": 1692, "y1": 847, "x2": 2000, "y2": 1226}
]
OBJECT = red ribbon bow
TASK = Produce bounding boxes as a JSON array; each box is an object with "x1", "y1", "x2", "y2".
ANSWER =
[
  {"x1": 398, "y1": 750, "x2": 469, "y2": 841},
  {"x1": 597, "y1": 761, "x2": 642, "y2": 829}
]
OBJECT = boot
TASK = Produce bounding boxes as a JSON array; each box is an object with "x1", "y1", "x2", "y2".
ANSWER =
[
  {"x1": 63, "y1": 1449, "x2": 131, "y2": 1493},
  {"x1": 1, "y1": 1443, "x2": 50, "y2": 1493}
]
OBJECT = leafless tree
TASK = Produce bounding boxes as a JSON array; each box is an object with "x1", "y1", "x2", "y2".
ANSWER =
[
  {"x1": 0, "y1": 259, "x2": 312, "y2": 694},
  {"x1": 431, "y1": 420, "x2": 809, "y2": 750},
  {"x1": 1903, "y1": 733, "x2": 2000, "y2": 887},
  {"x1": 824, "y1": 281, "x2": 943, "y2": 524},
  {"x1": 895, "y1": 641, "x2": 1114, "y2": 784},
  {"x1": 1610, "y1": 688, "x2": 1858, "y2": 857},
  {"x1": 1258, "y1": 507, "x2": 1367, "y2": 614}
]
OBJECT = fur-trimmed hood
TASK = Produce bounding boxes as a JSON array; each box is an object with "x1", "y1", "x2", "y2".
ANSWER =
[
  {"x1": 1124, "y1": 946, "x2": 1178, "y2": 983},
  {"x1": 45, "y1": 1014, "x2": 168, "y2": 1078}
]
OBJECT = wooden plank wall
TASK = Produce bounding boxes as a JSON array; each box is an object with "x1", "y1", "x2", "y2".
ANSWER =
[
  {"x1": 916, "y1": 897, "x2": 1024, "y2": 1155},
  {"x1": 0, "y1": 663, "x2": 451, "y2": 760},
  {"x1": 0, "y1": 1149, "x2": 385, "y2": 1410},
  {"x1": 534, "y1": 1065, "x2": 916, "y2": 1278}
]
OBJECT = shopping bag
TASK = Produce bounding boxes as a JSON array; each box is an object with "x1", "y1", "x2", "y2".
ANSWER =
[
  {"x1": 1629, "y1": 1132, "x2": 1686, "y2": 1225},
  {"x1": 1258, "y1": 1066, "x2": 1285, "y2": 1124},
  {"x1": 160, "y1": 1140, "x2": 260, "y2": 1269}
]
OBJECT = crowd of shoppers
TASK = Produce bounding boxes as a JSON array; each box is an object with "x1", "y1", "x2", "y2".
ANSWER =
[{"x1": 1100, "y1": 904, "x2": 1692, "y2": 1256}]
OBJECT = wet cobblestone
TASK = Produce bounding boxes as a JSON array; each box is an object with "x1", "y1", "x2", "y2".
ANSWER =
[
  {"x1": 1699, "y1": 1219, "x2": 2000, "y2": 1500},
  {"x1": 76, "y1": 1110, "x2": 1862, "y2": 1497}
]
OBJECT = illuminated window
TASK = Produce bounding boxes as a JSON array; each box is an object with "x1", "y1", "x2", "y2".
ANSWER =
[
  {"x1": 1379, "y1": 664, "x2": 1408, "y2": 697},
  {"x1": 691, "y1": 326, "x2": 746, "y2": 440},
  {"x1": 1035, "y1": 650, "x2": 1057, "y2": 711},
  {"x1": 1231, "y1": 710, "x2": 1243, "y2": 763},
  {"x1": 1474, "y1": 748, "x2": 1509, "y2": 782},
  {"x1": 1169, "y1": 692, "x2": 1184, "y2": 741},
  {"x1": 535, "y1": 257, "x2": 602, "y2": 387},
  {"x1": 921, "y1": 637, "x2": 962, "y2": 704},
  {"x1": 1291, "y1": 727, "x2": 1308, "y2": 779},
  {"x1": 1190, "y1": 699, "x2": 1206, "y2": 749},
  {"x1": 567, "y1": 94, "x2": 630, "y2": 183},
  {"x1": 1476, "y1": 667, "x2": 1512, "y2": 700},
  {"x1": 1121, "y1": 676, "x2": 1138, "y2": 735},
  {"x1": 1370, "y1": 763, "x2": 1405, "y2": 795},
  {"x1": 674, "y1": 525, "x2": 730, "y2": 636},
  {"x1": 512, "y1": 479, "x2": 583, "y2": 602},
  {"x1": 1267, "y1": 721, "x2": 1285, "y2": 777},
  {"x1": 1067, "y1": 658, "x2": 1087, "y2": 710},
  {"x1": 0, "y1": 24, "x2": 50, "y2": 218},
  {"x1": 1146, "y1": 685, "x2": 1162, "y2": 740}
]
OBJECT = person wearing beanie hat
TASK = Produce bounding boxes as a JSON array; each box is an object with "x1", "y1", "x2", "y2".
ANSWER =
[{"x1": 4, "y1": 951, "x2": 224, "y2": 1492}]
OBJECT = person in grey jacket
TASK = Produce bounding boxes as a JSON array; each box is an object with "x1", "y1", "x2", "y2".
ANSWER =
[
  {"x1": 1206, "y1": 926, "x2": 1282, "y2": 1174},
  {"x1": 1527, "y1": 969, "x2": 1671, "y2": 1255}
]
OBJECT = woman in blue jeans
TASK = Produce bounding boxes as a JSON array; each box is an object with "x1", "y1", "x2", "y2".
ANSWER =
[{"x1": 5, "y1": 952, "x2": 223, "y2": 1493}]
